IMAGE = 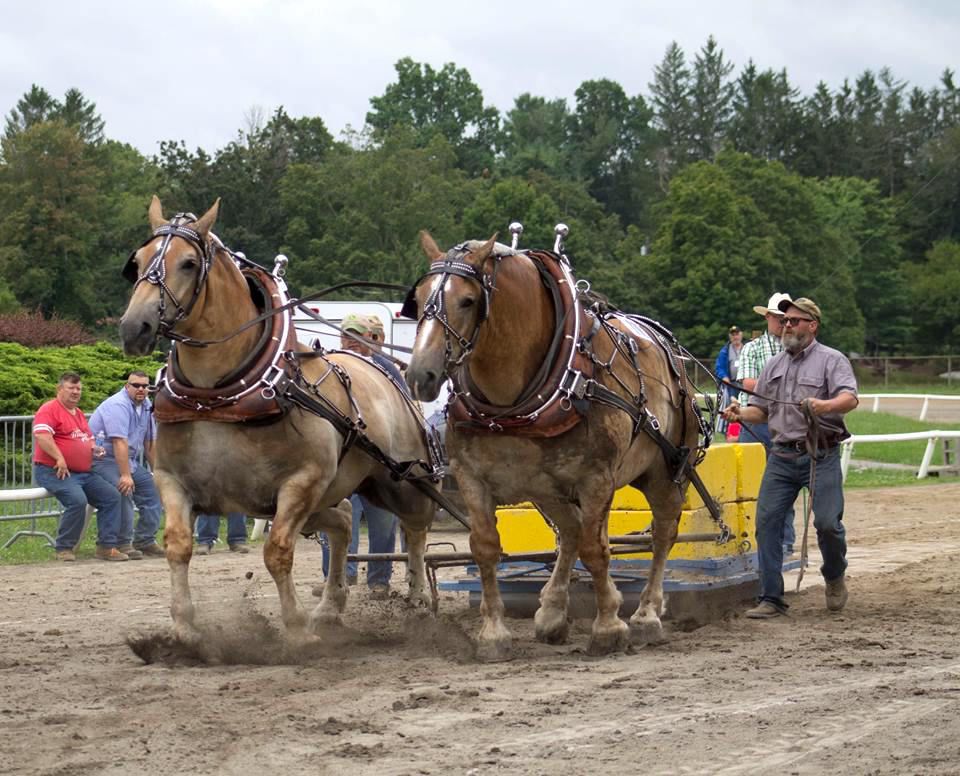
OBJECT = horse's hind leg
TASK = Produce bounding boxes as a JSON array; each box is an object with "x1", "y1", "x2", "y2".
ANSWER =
[
  {"x1": 532, "y1": 502, "x2": 580, "y2": 645},
  {"x1": 155, "y1": 476, "x2": 199, "y2": 642},
  {"x1": 577, "y1": 482, "x2": 629, "y2": 655},
  {"x1": 308, "y1": 500, "x2": 352, "y2": 632},
  {"x1": 629, "y1": 477, "x2": 683, "y2": 644},
  {"x1": 403, "y1": 521, "x2": 432, "y2": 612}
]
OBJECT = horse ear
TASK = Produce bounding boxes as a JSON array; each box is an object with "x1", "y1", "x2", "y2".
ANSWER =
[
  {"x1": 419, "y1": 230, "x2": 443, "y2": 260},
  {"x1": 194, "y1": 198, "x2": 221, "y2": 237},
  {"x1": 148, "y1": 195, "x2": 165, "y2": 230},
  {"x1": 472, "y1": 233, "x2": 499, "y2": 264}
]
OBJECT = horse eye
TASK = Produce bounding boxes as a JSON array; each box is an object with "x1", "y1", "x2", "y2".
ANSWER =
[
  {"x1": 180, "y1": 258, "x2": 198, "y2": 271},
  {"x1": 459, "y1": 297, "x2": 476, "y2": 310}
]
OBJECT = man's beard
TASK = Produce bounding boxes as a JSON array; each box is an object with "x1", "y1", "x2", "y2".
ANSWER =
[{"x1": 783, "y1": 331, "x2": 809, "y2": 353}]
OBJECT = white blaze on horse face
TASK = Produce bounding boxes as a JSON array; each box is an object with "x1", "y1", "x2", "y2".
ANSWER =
[{"x1": 415, "y1": 273, "x2": 447, "y2": 346}]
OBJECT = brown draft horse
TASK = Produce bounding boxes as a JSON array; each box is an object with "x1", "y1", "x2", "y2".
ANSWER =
[
  {"x1": 119, "y1": 197, "x2": 439, "y2": 642},
  {"x1": 405, "y1": 232, "x2": 703, "y2": 660}
]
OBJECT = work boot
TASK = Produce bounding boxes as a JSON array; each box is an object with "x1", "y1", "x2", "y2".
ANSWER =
[
  {"x1": 117, "y1": 544, "x2": 144, "y2": 560},
  {"x1": 745, "y1": 600, "x2": 786, "y2": 619},
  {"x1": 825, "y1": 575, "x2": 848, "y2": 612},
  {"x1": 95, "y1": 546, "x2": 129, "y2": 562},
  {"x1": 229, "y1": 543, "x2": 250, "y2": 554},
  {"x1": 56, "y1": 549, "x2": 76, "y2": 562},
  {"x1": 136, "y1": 543, "x2": 166, "y2": 558},
  {"x1": 195, "y1": 544, "x2": 212, "y2": 556}
]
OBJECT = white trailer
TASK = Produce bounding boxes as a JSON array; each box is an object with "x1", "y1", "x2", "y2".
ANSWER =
[{"x1": 292, "y1": 301, "x2": 450, "y2": 419}]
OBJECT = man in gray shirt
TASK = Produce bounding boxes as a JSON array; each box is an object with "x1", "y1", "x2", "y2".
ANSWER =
[{"x1": 723, "y1": 297, "x2": 859, "y2": 619}]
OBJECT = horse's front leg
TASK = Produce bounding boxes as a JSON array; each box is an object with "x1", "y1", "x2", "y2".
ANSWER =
[
  {"x1": 155, "y1": 473, "x2": 198, "y2": 642},
  {"x1": 264, "y1": 472, "x2": 328, "y2": 640},
  {"x1": 629, "y1": 478, "x2": 683, "y2": 644},
  {"x1": 532, "y1": 502, "x2": 580, "y2": 645},
  {"x1": 459, "y1": 479, "x2": 509, "y2": 661},
  {"x1": 577, "y1": 482, "x2": 628, "y2": 655}
]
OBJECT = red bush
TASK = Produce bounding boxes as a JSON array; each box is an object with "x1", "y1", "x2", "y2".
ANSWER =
[{"x1": 0, "y1": 309, "x2": 96, "y2": 347}]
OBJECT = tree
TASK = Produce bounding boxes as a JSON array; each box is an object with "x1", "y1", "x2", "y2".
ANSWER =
[
  {"x1": 499, "y1": 93, "x2": 571, "y2": 178},
  {"x1": 567, "y1": 79, "x2": 658, "y2": 228},
  {"x1": 689, "y1": 35, "x2": 735, "y2": 161},
  {"x1": 648, "y1": 41, "x2": 693, "y2": 185},
  {"x1": 730, "y1": 62, "x2": 802, "y2": 162},
  {"x1": 3, "y1": 85, "x2": 104, "y2": 146},
  {"x1": 278, "y1": 128, "x2": 480, "y2": 294},
  {"x1": 910, "y1": 240, "x2": 960, "y2": 348},
  {"x1": 0, "y1": 120, "x2": 103, "y2": 321},
  {"x1": 366, "y1": 58, "x2": 501, "y2": 175}
]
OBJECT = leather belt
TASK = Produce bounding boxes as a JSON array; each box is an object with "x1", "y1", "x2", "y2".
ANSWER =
[{"x1": 777, "y1": 440, "x2": 837, "y2": 453}]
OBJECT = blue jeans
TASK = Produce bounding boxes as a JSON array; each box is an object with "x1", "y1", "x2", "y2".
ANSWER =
[
  {"x1": 92, "y1": 458, "x2": 164, "y2": 548},
  {"x1": 321, "y1": 494, "x2": 399, "y2": 587},
  {"x1": 755, "y1": 446, "x2": 848, "y2": 608},
  {"x1": 34, "y1": 463, "x2": 124, "y2": 551},
  {"x1": 741, "y1": 423, "x2": 796, "y2": 548},
  {"x1": 196, "y1": 513, "x2": 248, "y2": 546}
]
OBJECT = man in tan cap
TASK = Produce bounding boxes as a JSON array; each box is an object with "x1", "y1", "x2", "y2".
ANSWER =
[
  {"x1": 723, "y1": 296, "x2": 858, "y2": 619},
  {"x1": 318, "y1": 312, "x2": 406, "y2": 599}
]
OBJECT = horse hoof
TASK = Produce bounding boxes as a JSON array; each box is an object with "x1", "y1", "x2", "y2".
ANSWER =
[
  {"x1": 534, "y1": 609, "x2": 570, "y2": 645},
  {"x1": 587, "y1": 622, "x2": 630, "y2": 655},
  {"x1": 308, "y1": 608, "x2": 344, "y2": 634},
  {"x1": 475, "y1": 638, "x2": 513, "y2": 663},
  {"x1": 629, "y1": 616, "x2": 667, "y2": 646},
  {"x1": 173, "y1": 623, "x2": 202, "y2": 646}
]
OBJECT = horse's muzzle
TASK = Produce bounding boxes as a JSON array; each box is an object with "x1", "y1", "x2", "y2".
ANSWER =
[{"x1": 119, "y1": 315, "x2": 158, "y2": 356}]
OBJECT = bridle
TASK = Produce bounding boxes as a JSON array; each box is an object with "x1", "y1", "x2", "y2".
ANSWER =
[
  {"x1": 123, "y1": 213, "x2": 212, "y2": 343},
  {"x1": 401, "y1": 244, "x2": 502, "y2": 374}
]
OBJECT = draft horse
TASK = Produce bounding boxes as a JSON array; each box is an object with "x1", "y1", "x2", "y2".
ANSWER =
[
  {"x1": 404, "y1": 232, "x2": 710, "y2": 659},
  {"x1": 119, "y1": 197, "x2": 440, "y2": 642}
]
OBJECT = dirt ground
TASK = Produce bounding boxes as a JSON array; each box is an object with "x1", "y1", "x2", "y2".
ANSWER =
[{"x1": 1, "y1": 483, "x2": 959, "y2": 776}]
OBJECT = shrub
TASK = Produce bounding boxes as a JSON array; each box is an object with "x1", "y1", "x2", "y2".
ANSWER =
[
  {"x1": 0, "y1": 342, "x2": 164, "y2": 415},
  {"x1": 0, "y1": 309, "x2": 96, "y2": 347}
]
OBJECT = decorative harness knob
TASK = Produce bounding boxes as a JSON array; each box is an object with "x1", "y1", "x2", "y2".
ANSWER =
[
  {"x1": 554, "y1": 223, "x2": 570, "y2": 253},
  {"x1": 509, "y1": 222, "x2": 523, "y2": 250},
  {"x1": 273, "y1": 254, "x2": 289, "y2": 277}
]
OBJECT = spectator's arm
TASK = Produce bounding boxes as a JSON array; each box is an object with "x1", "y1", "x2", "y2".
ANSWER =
[
  {"x1": 34, "y1": 432, "x2": 69, "y2": 478},
  {"x1": 714, "y1": 345, "x2": 730, "y2": 382},
  {"x1": 111, "y1": 437, "x2": 135, "y2": 495}
]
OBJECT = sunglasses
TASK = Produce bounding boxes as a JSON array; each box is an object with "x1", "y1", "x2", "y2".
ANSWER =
[
  {"x1": 782, "y1": 316, "x2": 815, "y2": 327},
  {"x1": 127, "y1": 382, "x2": 150, "y2": 389}
]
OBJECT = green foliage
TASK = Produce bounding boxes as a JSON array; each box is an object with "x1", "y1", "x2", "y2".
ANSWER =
[
  {"x1": 0, "y1": 342, "x2": 163, "y2": 415},
  {"x1": 910, "y1": 240, "x2": 960, "y2": 347}
]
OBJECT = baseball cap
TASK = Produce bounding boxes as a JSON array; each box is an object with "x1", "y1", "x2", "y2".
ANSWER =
[
  {"x1": 778, "y1": 296, "x2": 821, "y2": 321},
  {"x1": 752, "y1": 292, "x2": 792, "y2": 316},
  {"x1": 341, "y1": 313, "x2": 370, "y2": 334},
  {"x1": 728, "y1": 325, "x2": 741, "y2": 333}
]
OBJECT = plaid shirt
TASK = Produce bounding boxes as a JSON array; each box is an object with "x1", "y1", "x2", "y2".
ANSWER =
[{"x1": 738, "y1": 331, "x2": 783, "y2": 405}]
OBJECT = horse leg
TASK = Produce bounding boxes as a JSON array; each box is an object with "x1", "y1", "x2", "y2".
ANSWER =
[
  {"x1": 629, "y1": 477, "x2": 683, "y2": 644},
  {"x1": 155, "y1": 475, "x2": 199, "y2": 642},
  {"x1": 460, "y1": 481, "x2": 510, "y2": 661},
  {"x1": 263, "y1": 473, "x2": 328, "y2": 639},
  {"x1": 309, "y1": 499, "x2": 352, "y2": 632},
  {"x1": 532, "y1": 502, "x2": 580, "y2": 645},
  {"x1": 403, "y1": 523, "x2": 432, "y2": 612},
  {"x1": 577, "y1": 483, "x2": 629, "y2": 655}
]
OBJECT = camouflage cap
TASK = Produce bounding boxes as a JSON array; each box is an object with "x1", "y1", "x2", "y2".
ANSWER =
[
  {"x1": 363, "y1": 314, "x2": 385, "y2": 335},
  {"x1": 341, "y1": 313, "x2": 370, "y2": 334},
  {"x1": 778, "y1": 296, "x2": 822, "y2": 322}
]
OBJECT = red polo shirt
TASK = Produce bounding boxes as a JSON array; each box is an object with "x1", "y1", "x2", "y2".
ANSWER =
[{"x1": 32, "y1": 399, "x2": 94, "y2": 472}]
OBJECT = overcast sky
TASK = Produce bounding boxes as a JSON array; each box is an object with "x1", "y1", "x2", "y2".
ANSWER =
[{"x1": 2, "y1": 0, "x2": 957, "y2": 156}]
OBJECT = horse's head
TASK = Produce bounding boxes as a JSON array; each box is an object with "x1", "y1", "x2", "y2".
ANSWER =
[
  {"x1": 404, "y1": 231, "x2": 498, "y2": 401},
  {"x1": 119, "y1": 196, "x2": 220, "y2": 355}
]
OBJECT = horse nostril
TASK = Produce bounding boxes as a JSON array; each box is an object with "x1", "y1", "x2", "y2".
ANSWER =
[{"x1": 425, "y1": 370, "x2": 438, "y2": 386}]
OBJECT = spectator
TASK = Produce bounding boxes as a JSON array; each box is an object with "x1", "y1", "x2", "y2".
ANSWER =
[
  {"x1": 723, "y1": 297, "x2": 858, "y2": 619},
  {"x1": 195, "y1": 513, "x2": 250, "y2": 554},
  {"x1": 90, "y1": 372, "x2": 165, "y2": 559},
  {"x1": 737, "y1": 292, "x2": 797, "y2": 554},
  {"x1": 714, "y1": 325, "x2": 744, "y2": 439},
  {"x1": 319, "y1": 313, "x2": 405, "y2": 599},
  {"x1": 32, "y1": 372, "x2": 125, "y2": 561}
]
